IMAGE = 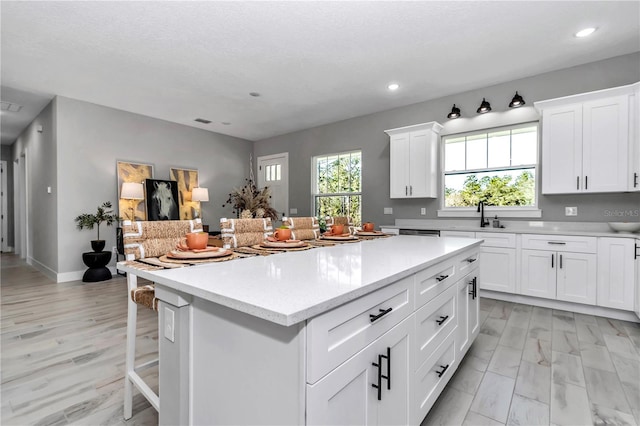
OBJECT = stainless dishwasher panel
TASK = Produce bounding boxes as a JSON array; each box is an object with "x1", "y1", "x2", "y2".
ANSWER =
[{"x1": 399, "y1": 229, "x2": 440, "y2": 236}]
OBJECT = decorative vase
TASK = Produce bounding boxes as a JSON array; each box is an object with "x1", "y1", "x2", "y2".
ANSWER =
[{"x1": 91, "y1": 240, "x2": 106, "y2": 252}]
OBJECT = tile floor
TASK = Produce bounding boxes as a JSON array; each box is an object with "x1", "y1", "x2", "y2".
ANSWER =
[{"x1": 421, "y1": 298, "x2": 640, "y2": 426}]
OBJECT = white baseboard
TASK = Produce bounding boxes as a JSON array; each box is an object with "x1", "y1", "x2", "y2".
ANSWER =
[
  {"x1": 481, "y1": 289, "x2": 640, "y2": 323},
  {"x1": 29, "y1": 257, "x2": 58, "y2": 282},
  {"x1": 57, "y1": 266, "x2": 118, "y2": 283}
]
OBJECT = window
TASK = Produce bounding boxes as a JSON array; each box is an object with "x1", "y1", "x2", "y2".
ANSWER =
[
  {"x1": 312, "y1": 151, "x2": 362, "y2": 225},
  {"x1": 443, "y1": 123, "x2": 538, "y2": 209}
]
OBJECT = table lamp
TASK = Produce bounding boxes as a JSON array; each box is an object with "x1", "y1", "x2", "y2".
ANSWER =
[
  {"x1": 192, "y1": 187, "x2": 209, "y2": 222},
  {"x1": 121, "y1": 182, "x2": 144, "y2": 221}
]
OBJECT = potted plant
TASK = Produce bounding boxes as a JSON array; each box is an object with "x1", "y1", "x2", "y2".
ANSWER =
[{"x1": 74, "y1": 201, "x2": 121, "y2": 252}]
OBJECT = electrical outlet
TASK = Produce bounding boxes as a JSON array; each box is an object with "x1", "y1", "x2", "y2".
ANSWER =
[
  {"x1": 384, "y1": 207, "x2": 393, "y2": 215},
  {"x1": 420, "y1": 208, "x2": 426, "y2": 215},
  {"x1": 289, "y1": 208, "x2": 298, "y2": 214},
  {"x1": 565, "y1": 206, "x2": 578, "y2": 216},
  {"x1": 112, "y1": 246, "x2": 118, "y2": 254}
]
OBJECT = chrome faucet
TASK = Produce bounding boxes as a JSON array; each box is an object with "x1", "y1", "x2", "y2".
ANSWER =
[{"x1": 477, "y1": 201, "x2": 489, "y2": 228}]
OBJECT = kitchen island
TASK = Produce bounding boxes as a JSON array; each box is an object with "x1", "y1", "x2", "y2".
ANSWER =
[{"x1": 119, "y1": 235, "x2": 483, "y2": 425}]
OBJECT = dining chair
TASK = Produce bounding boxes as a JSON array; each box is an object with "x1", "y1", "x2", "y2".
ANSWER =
[
  {"x1": 219, "y1": 217, "x2": 274, "y2": 248},
  {"x1": 282, "y1": 216, "x2": 321, "y2": 240}
]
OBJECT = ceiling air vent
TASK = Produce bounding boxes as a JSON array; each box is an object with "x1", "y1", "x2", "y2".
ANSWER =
[
  {"x1": 194, "y1": 118, "x2": 212, "y2": 124},
  {"x1": 1, "y1": 101, "x2": 23, "y2": 112}
]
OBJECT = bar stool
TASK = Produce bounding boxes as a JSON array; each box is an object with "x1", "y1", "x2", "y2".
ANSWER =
[
  {"x1": 326, "y1": 216, "x2": 356, "y2": 234},
  {"x1": 282, "y1": 216, "x2": 321, "y2": 240},
  {"x1": 220, "y1": 217, "x2": 273, "y2": 248},
  {"x1": 122, "y1": 219, "x2": 202, "y2": 420}
]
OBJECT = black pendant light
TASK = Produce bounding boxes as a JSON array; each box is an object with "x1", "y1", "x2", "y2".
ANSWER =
[
  {"x1": 477, "y1": 98, "x2": 491, "y2": 114},
  {"x1": 509, "y1": 92, "x2": 526, "y2": 108},
  {"x1": 447, "y1": 104, "x2": 461, "y2": 119}
]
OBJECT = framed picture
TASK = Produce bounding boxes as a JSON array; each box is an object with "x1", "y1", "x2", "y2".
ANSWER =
[
  {"x1": 117, "y1": 161, "x2": 154, "y2": 220},
  {"x1": 170, "y1": 167, "x2": 199, "y2": 220},
  {"x1": 145, "y1": 179, "x2": 180, "y2": 221}
]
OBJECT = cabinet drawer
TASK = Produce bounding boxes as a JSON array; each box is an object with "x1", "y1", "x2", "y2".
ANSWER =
[
  {"x1": 440, "y1": 230, "x2": 476, "y2": 238},
  {"x1": 414, "y1": 284, "x2": 456, "y2": 369},
  {"x1": 412, "y1": 331, "x2": 457, "y2": 424},
  {"x1": 306, "y1": 276, "x2": 414, "y2": 384},
  {"x1": 457, "y1": 249, "x2": 480, "y2": 275},
  {"x1": 414, "y1": 257, "x2": 457, "y2": 308},
  {"x1": 521, "y1": 234, "x2": 597, "y2": 253},
  {"x1": 476, "y1": 232, "x2": 516, "y2": 248}
]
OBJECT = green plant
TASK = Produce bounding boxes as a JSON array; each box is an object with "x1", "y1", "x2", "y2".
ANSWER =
[
  {"x1": 278, "y1": 225, "x2": 289, "y2": 229},
  {"x1": 74, "y1": 201, "x2": 120, "y2": 241}
]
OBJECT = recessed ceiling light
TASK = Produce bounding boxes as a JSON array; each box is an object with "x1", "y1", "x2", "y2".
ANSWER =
[
  {"x1": 249, "y1": 92, "x2": 261, "y2": 97},
  {"x1": 222, "y1": 122, "x2": 231, "y2": 125},
  {"x1": 575, "y1": 27, "x2": 596, "y2": 38},
  {"x1": 194, "y1": 118, "x2": 212, "y2": 124},
  {"x1": 387, "y1": 83, "x2": 400, "y2": 91}
]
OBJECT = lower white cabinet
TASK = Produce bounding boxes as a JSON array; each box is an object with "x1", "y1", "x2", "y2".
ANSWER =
[
  {"x1": 457, "y1": 269, "x2": 480, "y2": 358},
  {"x1": 479, "y1": 246, "x2": 516, "y2": 293},
  {"x1": 306, "y1": 317, "x2": 412, "y2": 426},
  {"x1": 520, "y1": 249, "x2": 596, "y2": 304},
  {"x1": 597, "y1": 238, "x2": 636, "y2": 311}
]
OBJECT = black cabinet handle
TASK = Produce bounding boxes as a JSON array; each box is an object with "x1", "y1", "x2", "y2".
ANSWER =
[
  {"x1": 469, "y1": 277, "x2": 477, "y2": 299},
  {"x1": 551, "y1": 254, "x2": 554, "y2": 268},
  {"x1": 547, "y1": 241, "x2": 567, "y2": 245},
  {"x1": 371, "y1": 354, "x2": 382, "y2": 400},
  {"x1": 436, "y1": 274, "x2": 449, "y2": 282},
  {"x1": 559, "y1": 254, "x2": 563, "y2": 269},
  {"x1": 381, "y1": 347, "x2": 391, "y2": 390},
  {"x1": 577, "y1": 176, "x2": 580, "y2": 190},
  {"x1": 634, "y1": 173, "x2": 638, "y2": 188},
  {"x1": 436, "y1": 315, "x2": 449, "y2": 325},
  {"x1": 405, "y1": 186, "x2": 408, "y2": 196},
  {"x1": 635, "y1": 243, "x2": 639, "y2": 260},
  {"x1": 435, "y1": 364, "x2": 450, "y2": 378},
  {"x1": 467, "y1": 258, "x2": 477, "y2": 263},
  {"x1": 370, "y1": 307, "x2": 392, "y2": 323},
  {"x1": 585, "y1": 175, "x2": 588, "y2": 190}
]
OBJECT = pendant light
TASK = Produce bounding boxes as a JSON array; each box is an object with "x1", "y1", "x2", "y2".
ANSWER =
[
  {"x1": 447, "y1": 104, "x2": 461, "y2": 119},
  {"x1": 476, "y1": 98, "x2": 491, "y2": 114},
  {"x1": 509, "y1": 92, "x2": 526, "y2": 108}
]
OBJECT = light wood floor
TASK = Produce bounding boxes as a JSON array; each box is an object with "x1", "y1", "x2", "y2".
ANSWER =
[
  {"x1": 2, "y1": 254, "x2": 640, "y2": 425},
  {"x1": 1, "y1": 254, "x2": 158, "y2": 425}
]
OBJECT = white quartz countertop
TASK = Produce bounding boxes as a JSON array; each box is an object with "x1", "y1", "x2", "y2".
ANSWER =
[
  {"x1": 381, "y1": 219, "x2": 640, "y2": 238},
  {"x1": 118, "y1": 236, "x2": 482, "y2": 327}
]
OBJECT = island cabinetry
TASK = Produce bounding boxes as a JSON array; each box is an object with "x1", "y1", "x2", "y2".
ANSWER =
[
  {"x1": 476, "y1": 232, "x2": 517, "y2": 294},
  {"x1": 597, "y1": 237, "x2": 636, "y2": 311},
  {"x1": 536, "y1": 84, "x2": 636, "y2": 194},
  {"x1": 520, "y1": 234, "x2": 597, "y2": 305},
  {"x1": 385, "y1": 122, "x2": 443, "y2": 199},
  {"x1": 457, "y1": 267, "x2": 480, "y2": 360}
]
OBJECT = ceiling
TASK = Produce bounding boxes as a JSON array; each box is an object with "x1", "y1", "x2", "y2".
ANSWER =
[{"x1": 1, "y1": 1, "x2": 639, "y2": 146}]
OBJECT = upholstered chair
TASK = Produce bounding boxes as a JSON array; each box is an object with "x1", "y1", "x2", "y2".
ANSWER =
[
  {"x1": 282, "y1": 216, "x2": 321, "y2": 240},
  {"x1": 219, "y1": 218, "x2": 274, "y2": 248}
]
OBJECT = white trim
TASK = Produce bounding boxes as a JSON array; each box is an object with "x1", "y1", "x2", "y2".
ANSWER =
[
  {"x1": 0, "y1": 161, "x2": 8, "y2": 252},
  {"x1": 481, "y1": 289, "x2": 640, "y2": 323},
  {"x1": 437, "y1": 208, "x2": 542, "y2": 218},
  {"x1": 29, "y1": 256, "x2": 57, "y2": 281}
]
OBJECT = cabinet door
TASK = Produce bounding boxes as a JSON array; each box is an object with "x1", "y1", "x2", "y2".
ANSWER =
[
  {"x1": 636, "y1": 239, "x2": 640, "y2": 319},
  {"x1": 306, "y1": 317, "x2": 411, "y2": 426},
  {"x1": 582, "y1": 95, "x2": 630, "y2": 193},
  {"x1": 468, "y1": 272, "x2": 480, "y2": 344},
  {"x1": 556, "y1": 252, "x2": 597, "y2": 305},
  {"x1": 456, "y1": 277, "x2": 469, "y2": 359},
  {"x1": 541, "y1": 104, "x2": 583, "y2": 194},
  {"x1": 597, "y1": 238, "x2": 636, "y2": 311},
  {"x1": 520, "y1": 249, "x2": 556, "y2": 299},
  {"x1": 478, "y1": 247, "x2": 516, "y2": 293},
  {"x1": 390, "y1": 134, "x2": 410, "y2": 198},
  {"x1": 408, "y1": 130, "x2": 437, "y2": 198}
]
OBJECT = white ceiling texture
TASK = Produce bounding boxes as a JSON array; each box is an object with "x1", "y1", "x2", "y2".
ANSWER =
[{"x1": 1, "y1": 1, "x2": 639, "y2": 145}]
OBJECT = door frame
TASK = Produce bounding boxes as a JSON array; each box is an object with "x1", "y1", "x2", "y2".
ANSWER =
[
  {"x1": 1, "y1": 161, "x2": 7, "y2": 252},
  {"x1": 257, "y1": 152, "x2": 289, "y2": 221}
]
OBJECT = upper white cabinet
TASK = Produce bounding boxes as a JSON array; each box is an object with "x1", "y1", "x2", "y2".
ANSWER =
[
  {"x1": 385, "y1": 122, "x2": 443, "y2": 198},
  {"x1": 535, "y1": 83, "x2": 638, "y2": 194}
]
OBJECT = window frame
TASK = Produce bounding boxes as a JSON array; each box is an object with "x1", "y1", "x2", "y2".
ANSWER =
[
  {"x1": 439, "y1": 122, "x2": 541, "y2": 217},
  {"x1": 311, "y1": 150, "x2": 362, "y2": 223}
]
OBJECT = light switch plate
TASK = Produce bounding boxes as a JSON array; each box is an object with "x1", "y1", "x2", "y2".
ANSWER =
[
  {"x1": 289, "y1": 208, "x2": 298, "y2": 214},
  {"x1": 565, "y1": 206, "x2": 578, "y2": 216},
  {"x1": 384, "y1": 207, "x2": 393, "y2": 215},
  {"x1": 164, "y1": 307, "x2": 175, "y2": 342},
  {"x1": 420, "y1": 208, "x2": 426, "y2": 215}
]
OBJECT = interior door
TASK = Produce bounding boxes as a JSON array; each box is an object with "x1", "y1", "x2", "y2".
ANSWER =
[{"x1": 257, "y1": 153, "x2": 289, "y2": 223}]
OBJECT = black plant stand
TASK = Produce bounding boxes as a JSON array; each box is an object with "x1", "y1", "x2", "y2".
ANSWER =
[{"x1": 82, "y1": 251, "x2": 112, "y2": 282}]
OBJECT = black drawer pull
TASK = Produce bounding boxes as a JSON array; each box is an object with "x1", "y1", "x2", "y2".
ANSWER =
[
  {"x1": 436, "y1": 315, "x2": 449, "y2": 325},
  {"x1": 369, "y1": 307, "x2": 393, "y2": 322},
  {"x1": 468, "y1": 277, "x2": 477, "y2": 299},
  {"x1": 435, "y1": 364, "x2": 450, "y2": 378},
  {"x1": 467, "y1": 258, "x2": 477, "y2": 263},
  {"x1": 547, "y1": 241, "x2": 567, "y2": 245},
  {"x1": 371, "y1": 354, "x2": 382, "y2": 400},
  {"x1": 436, "y1": 274, "x2": 449, "y2": 282},
  {"x1": 634, "y1": 173, "x2": 638, "y2": 188},
  {"x1": 381, "y1": 347, "x2": 391, "y2": 390}
]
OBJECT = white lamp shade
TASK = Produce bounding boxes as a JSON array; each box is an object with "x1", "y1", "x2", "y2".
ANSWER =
[
  {"x1": 121, "y1": 182, "x2": 144, "y2": 199},
  {"x1": 192, "y1": 187, "x2": 209, "y2": 202}
]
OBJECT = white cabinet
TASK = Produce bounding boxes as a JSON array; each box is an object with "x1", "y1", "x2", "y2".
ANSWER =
[
  {"x1": 457, "y1": 269, "x2": 480, "y2": 360},
  {"x1": 385, "y1": 122, "x2": 443, "y2": 198},
  {"x1": 597, "y1": 238, "x2": 636, "y2": 311},
  {"x1": 520, "y1": 235, "x2": 597, "y2": 305},
  {"x1": 307, "y1": 317, "x2": 412, "y2": 426},
  {"x1": 636, "y1": 239, "x2": 640, "y2": 319},
  {"x1": 476, "y1": 232, "x2": 517, "y2": 294},
  {"x1": 536, "y1": 84, "x2": 637, "y2": 194}
]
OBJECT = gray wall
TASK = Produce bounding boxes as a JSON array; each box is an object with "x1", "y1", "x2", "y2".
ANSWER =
[
  {"x1": 55, "y1": 96, "x2": 253, "y2": 275},
  {"x1": 11, "y1": 100, "x2": 58, "y2": 274},
  {"x1": 254, "y1": 53, "x2": 640, "y2": 226},
  {"x1": 1, "y1": 144, "x2": 15, "y2": 248}
]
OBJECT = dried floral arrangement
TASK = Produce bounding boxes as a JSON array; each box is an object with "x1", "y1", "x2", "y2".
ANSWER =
[{"x1": 222, "y1": 155, "x2": 279, "y2": 220}]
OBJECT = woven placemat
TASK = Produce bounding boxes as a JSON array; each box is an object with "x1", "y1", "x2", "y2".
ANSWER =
[
  {"x1": 357, "y1": 234, "x2": 393, "y2": 241},
  {"x1": 232, "y1": 247, "x2": 273, "y2": 257},
  {"x1": 307, "y1": 240, "x2": 337, "y2": 247},
  {"x1": 251, "y1": 243, "x2": 314, "y2": 252},
  {"x1": 159, "y1": 252, "x2": 242, "y2": 264},
  {"x1": 121, "y1": 260, "x2": 165, "y2": 271}
]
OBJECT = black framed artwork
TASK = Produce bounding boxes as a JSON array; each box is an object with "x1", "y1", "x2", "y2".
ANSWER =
[{"x1": 145, "y1": 179, "x2": 180, "y2": 221}]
